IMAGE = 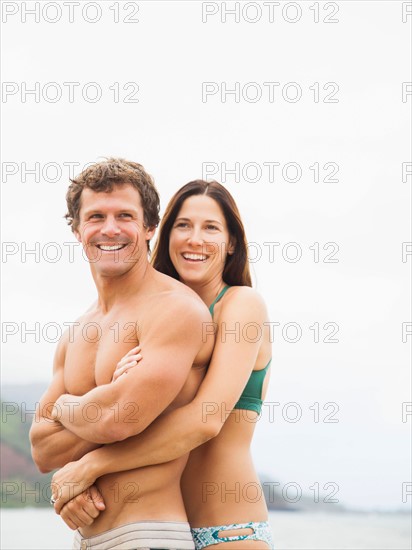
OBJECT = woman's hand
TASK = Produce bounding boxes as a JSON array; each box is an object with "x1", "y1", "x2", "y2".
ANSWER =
[
  {"x1": 112, "y1": 346, "x2": 142, "y2": 382},
  {"x1": 57, "y1": 485, "x2": 105, "y2": 530},
  {"x1": 52, "y1": 458, "x2": 99, "y2": 513}
]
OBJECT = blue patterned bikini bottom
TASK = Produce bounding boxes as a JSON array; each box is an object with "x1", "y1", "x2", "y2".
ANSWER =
[{"x1": 191, "y1": 521, "x2": 274, "y2": 549}]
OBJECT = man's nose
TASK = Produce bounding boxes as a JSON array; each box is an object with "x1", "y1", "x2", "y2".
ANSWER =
[{"x1": 101, "y1": 216, "x2": 121, "y2": 237}]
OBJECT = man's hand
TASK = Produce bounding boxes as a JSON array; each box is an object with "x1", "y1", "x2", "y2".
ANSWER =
[{"x1": 56, "y1": 485, "x2": 105, "y2": 530}]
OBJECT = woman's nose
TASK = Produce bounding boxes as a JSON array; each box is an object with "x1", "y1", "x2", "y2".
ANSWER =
[{"x1": 187, "y1": 228, "x2": 203, "y2": 246}]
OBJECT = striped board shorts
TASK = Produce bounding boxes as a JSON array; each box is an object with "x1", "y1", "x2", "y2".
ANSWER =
[{"x1": 72, "y1": 521, "x2": 195, "y2": 550}]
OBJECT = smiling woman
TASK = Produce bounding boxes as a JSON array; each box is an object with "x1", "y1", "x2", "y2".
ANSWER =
[
  {"x1": 168, "y1": 194, "x2": 235, "y2": 289},
  {"x1": 153, "y1": 180, "x2": 252, "y2": 288}
]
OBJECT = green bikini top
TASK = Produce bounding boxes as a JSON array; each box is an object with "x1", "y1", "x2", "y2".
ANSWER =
[{"x1": 209, "y1": 285, "x2": 271, "y2": 414}]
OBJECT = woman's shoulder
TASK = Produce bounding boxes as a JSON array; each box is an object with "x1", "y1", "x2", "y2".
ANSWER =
[
  {"x1": 222, "y1": 285, "x2": 268, "y2": 317},
  {"x1": 226, "y1": 284, "x2": 266, "y2": 302}
]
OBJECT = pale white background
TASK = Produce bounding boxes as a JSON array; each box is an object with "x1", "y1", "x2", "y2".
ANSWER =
[{"x1": 1, "y1": 0, "x2": 411, "y2": 513}]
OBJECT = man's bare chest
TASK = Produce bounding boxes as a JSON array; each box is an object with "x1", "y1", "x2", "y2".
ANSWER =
[{"x1": 64, "y1": 314, "x2": 140, "y2": 395}]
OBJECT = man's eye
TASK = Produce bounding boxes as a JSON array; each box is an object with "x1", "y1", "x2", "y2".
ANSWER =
[
  {"x1": 90, "y1": 214, "x2": 103, "y2": 219},
  {"x1": 119, "y1": 213, "x2": 133, "y2": 218}
]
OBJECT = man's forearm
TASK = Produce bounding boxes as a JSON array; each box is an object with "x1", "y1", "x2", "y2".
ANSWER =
[
  {"x1": 53, "y1": 386, "x2": 126, "y2": 443},
  {"x1": 31, "y1": 418, "x2": 101, "y2": 472},
  {"x1": 53, "y1": 372, "x2": 173, "y2": 444}
]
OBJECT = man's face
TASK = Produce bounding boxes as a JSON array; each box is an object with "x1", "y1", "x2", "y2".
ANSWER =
[{"x1": 75, "y1": 184, "x2": 154, "y2": 278}]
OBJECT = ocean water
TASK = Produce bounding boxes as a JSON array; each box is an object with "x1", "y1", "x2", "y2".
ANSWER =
[{"x1": 0, "y1": 509, "x2": 410, "y2": 550}]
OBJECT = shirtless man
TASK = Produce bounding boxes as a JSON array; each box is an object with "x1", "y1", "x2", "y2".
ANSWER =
[{"x1": 30, "y1": 158, "x2": 214, "y2": 550}]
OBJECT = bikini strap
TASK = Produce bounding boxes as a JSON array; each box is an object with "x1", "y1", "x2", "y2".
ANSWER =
[{"x1": 209, "y1": 285, "x2": 230, "y2": 316}]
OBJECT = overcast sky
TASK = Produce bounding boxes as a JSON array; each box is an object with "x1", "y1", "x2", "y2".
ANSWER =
[{"x1": 1, "y1": 1, "x2": 411, "y2": 512}]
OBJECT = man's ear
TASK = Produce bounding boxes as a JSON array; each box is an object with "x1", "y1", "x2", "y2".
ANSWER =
[
  {"x1": 145, "y1": 225, "x2": 156, "y2": 242},
  {"x1": 74, "y1": 229, "x2": 82, "y2": 243}
]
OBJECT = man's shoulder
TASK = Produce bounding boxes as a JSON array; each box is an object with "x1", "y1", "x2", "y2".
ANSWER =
[
  {"x1": 137, "y1": 274, "x2": 210, "y2": 333},
  {"x1": 154, "y1": 287, "x2": 210, "y2": 321},
  {"x1": 149, "y1": 271, "x2": 209, "y2": 314}
]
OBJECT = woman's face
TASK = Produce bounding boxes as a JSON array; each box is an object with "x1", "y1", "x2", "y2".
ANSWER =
[{"x1": 169, "y1": 194, "x2": 234, "y2": 287}]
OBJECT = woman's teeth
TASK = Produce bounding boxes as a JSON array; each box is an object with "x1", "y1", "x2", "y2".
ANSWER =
[{"x1": 182, "y1": 253, "x2": 207, "y2": 261}]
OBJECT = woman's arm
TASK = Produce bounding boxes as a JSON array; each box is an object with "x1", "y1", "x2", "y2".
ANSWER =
[
  {"x1": 52, "y1": 287, "x2": 270, "y2": 511},
  {"x1": 52, "y1": 400, "x2": 213, "y2": 511}
]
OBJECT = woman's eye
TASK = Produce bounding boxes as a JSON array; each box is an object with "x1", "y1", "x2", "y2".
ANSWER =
[
  {"x1": 175, "y1": 222, "x2": 189, "y2": 228},
  {"x1": 206, "y1": 225, "x2": 218, "y2": 231}
]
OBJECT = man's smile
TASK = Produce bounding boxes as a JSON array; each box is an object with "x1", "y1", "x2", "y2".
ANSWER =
[{"x1": 95, "y1": 243, "x2": 128, "y2": 251}]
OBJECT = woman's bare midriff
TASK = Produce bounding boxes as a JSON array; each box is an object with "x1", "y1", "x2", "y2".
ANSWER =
[{"x1": 181, "y1": 412, "x2": 269, "y2": 528}]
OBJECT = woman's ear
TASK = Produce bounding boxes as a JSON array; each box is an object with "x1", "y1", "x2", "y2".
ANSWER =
[{"x1": 228, "y1": 239, "x2": 236, "y2": 255}]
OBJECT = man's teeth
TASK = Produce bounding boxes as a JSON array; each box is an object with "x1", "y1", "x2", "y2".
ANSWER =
[
  {"x1": 98, "y1": 244, "x2": 125, "y2": 251},
  {"x1": 183, "y1": 253, "x2": 207, "y2": 261}
]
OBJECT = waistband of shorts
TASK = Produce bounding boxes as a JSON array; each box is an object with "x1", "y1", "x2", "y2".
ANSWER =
[{"x1": 72, "y1": 520, "x2": 195, "y2": 550}]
